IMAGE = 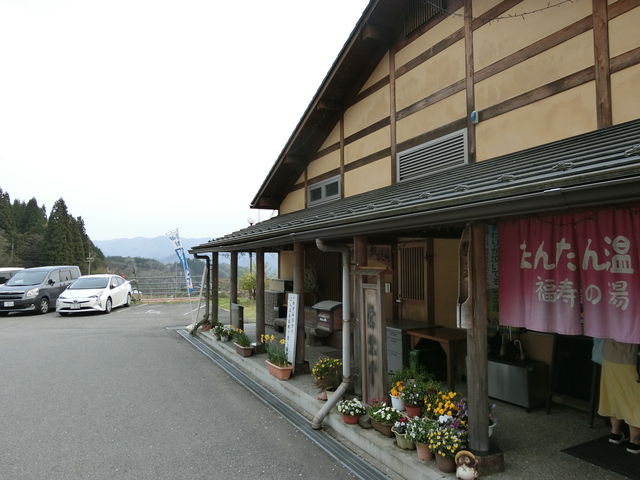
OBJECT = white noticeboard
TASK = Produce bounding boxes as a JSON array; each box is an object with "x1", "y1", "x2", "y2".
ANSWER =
[{"x1": 285, "y1": 293, "x2": 299, "y2": 365}]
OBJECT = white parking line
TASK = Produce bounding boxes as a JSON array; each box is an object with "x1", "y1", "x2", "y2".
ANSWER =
[{"x1": 183, "y1": 304, "x2": 206, "y2": 316}]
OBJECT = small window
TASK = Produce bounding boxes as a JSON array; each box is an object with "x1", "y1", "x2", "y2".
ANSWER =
[
  {"x1": 60, "y1": 270, "x2": 72, "y2": 282},
  {"x1": 70, "y1": 268, "x2": 80, "y2": 279},
  {"x1": 308, "y1": 175, "x2": 341, "y2": 206},
  {"x1": 48, "y1": 271, "x2": 60, "y2": 284}
]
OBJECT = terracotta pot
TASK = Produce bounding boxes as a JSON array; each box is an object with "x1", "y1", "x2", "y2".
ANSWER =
[
  {"x1": 390, "y1": 395, "x2": 405, "y2": 411},
  {"x1": 342, "y1": 414, "x2": 359, "y2": 425},
  {"x1": 416, "y1": 442, "x2": 434, "y2": 461},
  {"x1": 405, "y1": 404, "x2": 422, "y2": 418},
  {"x1": 201, "y1": 324, "x2": 212, "y2": 331},
  {"x1": 370, "y1": 418, "x2": 394, "y2": 437},
  {"x1": 234, "y1": 342, "x2": 253, "y2": 357},
  {"x1": 265, "y1": 360, "x2": 293, "y2": 380},
  {"x1": 435, "y1": 454, "x2": 456, "y2": 473}
]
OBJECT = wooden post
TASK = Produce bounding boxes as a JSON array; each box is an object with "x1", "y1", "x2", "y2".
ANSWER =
[
  {"x1": 354, "y1": 235, "x2": 368, "y2": 268},
  {"x1": 293, "y1": 241, "x2": 307, "y2": 372},
  {"x1": 211, "y1": 252, "x2": 219, "y2": 325},
  {"x1": 230, "y1": 251, "x2": 238, "y2": 306},
  {"x1": 467, "y1": 223, "x2": 489, "y2": 453},
  {"x1": 256, "y1": 248, "x2": 265, "y2": 341}
]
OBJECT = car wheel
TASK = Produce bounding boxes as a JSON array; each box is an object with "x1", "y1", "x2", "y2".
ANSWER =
[
  {"x1": 39, "y1": 297, "x2": 49, "y2": 314},
  {"x1": 104, "y1": 297, "x2": 112, "y2": 314},
  {"x1": 124, "y1": 293, "x2": 131, "y2": 307}
]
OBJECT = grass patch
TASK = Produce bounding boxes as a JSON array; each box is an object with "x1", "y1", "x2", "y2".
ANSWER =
[{"x1": 218, "y1": 296, "x2": 256, "y2": 321}]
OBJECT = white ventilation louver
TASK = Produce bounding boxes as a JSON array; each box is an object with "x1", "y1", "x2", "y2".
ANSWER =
[{"x1": 397, "y1": 129, "x2": 468, "y2": 182}]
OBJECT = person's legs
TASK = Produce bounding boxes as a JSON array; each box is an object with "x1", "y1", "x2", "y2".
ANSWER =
[
  {"x1": 627, "y1": 425, "x2": 640, "y2": 454},
  {"x1": 609, "y1": 417, "x2": 628, "y2": 444}
]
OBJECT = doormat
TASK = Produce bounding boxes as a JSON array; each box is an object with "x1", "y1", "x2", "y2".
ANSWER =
[{"x1": 562, "y1": 435, "x2": 640, "y2": 480}]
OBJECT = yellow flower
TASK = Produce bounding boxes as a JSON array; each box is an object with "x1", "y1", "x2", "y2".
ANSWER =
[{"x1": 279, "y1": 338, "x2": 286, "y2": 345}]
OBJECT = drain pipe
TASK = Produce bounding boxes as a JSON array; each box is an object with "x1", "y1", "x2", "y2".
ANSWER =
[{"x1": 312, "y1": 238, "x2": 351, "y2": 430}]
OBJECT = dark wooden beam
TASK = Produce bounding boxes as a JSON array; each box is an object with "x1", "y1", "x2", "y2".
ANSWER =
[
  {"x1": 211, "y1": 252, "x2": 219, "y2": 324},
  {"x1": 464, "y1": 0, "x2": 476, "y2": 163},
  {"x1": 389, "y1": 45, "x2": 397, "y2": 184},
  {"x1": 592, "y1": 0, "x2": 612, "y2": 128},
  {"x1": 293, "y1": 241, "x2": 307, "y2": 373},
  {"x1": 230, "y1": 251, "x2": 238, "y2": 306},
  {"x1": 256, "y1": 248, "x2": 265, "y2": 341},
  {"x1": 316, "y1": 100, "x2": 343, "y2": 111},
  {"x1": 467, "y1": 223, "x2": 489, "y2": 453}
]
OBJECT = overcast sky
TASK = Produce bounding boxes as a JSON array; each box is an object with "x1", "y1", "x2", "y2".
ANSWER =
[{"x1": 0, "y1": 0, "x2": 369, "y2": 241}]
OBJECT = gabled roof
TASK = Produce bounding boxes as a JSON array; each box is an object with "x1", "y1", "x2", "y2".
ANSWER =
[
  {"x1": 251, "y1": 0, "x2": 406, "y2": 209},
  {"x1": 193, "y1": 119, "x2": 640, "y2": 252}
]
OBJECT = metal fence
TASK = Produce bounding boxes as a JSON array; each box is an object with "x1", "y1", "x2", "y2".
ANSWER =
[{"x1": 130, "y1": 275, "x2": 203, "y2": 301}]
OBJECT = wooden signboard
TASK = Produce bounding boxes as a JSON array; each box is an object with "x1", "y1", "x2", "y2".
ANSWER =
[{"x1": 285, "y1": 293, "x2": 299, "y2": 365}]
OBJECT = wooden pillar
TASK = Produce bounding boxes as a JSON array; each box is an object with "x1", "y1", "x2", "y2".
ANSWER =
[
  {"x1": 211, "y1": 252, "x2": 219, "y2": 324},
  {"x1": 593, "y1": 0, "x2": 612, "y2": 128},
  {"x1": 293, "y1": 241, "x2": 307, "y2": 372},
  {"x1": 354, "y1": 235, "x2": 368, "y2": 268},
  {"x1": 467, "y1": 223, "x2": 489, "y2": 453},
  {"x1": 256, "y1": 248, "x2": 265, "y2": 341},
  {"x1": 230, "y1": 251, "x2": 238, "y2": 306}
]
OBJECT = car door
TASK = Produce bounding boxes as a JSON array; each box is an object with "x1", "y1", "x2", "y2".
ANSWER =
[
  {"x1": 111, "y1": 276, "x2": 126, "y2": 307},
  {"x1": 47, "y1": 270, "x2": 64, "y2": 302}
]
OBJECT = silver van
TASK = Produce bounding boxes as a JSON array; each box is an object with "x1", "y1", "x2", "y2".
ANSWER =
[
  {"x1": 0, "y1": 268, "x2": 23, "y2": 286},
  {"x1": 0, "y1": 266, "x2": 81, "y2": 315}
]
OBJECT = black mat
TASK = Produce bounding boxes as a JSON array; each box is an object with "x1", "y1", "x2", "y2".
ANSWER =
[{"x1": 563, "y1": 435, "x2": 640, "y2": 479}]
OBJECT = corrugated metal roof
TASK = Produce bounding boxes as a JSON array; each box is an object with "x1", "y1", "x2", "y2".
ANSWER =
[{"x1": 194, "y1": 119, "x2": 640, "y2": 252}]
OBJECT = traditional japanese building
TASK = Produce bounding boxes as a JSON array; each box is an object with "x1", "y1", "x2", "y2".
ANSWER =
[{"x1": 192, "y1": 0, "x2": 640, "y2": 459}]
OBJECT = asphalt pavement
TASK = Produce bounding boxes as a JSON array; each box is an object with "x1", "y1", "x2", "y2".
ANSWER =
[{"x1": 0, "y1": 302, "x2": 354, "y2": 480}]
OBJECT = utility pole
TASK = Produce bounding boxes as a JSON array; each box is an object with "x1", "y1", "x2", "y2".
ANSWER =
[{"x1": 86, "y1": 253, "x2": 94, "y2": 275}]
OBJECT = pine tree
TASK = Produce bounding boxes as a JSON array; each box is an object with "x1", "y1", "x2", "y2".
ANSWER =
[{"x1": 44, "y1": 198, "x2": 75, "y2": 265}]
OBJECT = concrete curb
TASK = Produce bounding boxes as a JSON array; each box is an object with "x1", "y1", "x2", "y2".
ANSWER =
[{"x1": 195, "y1": 330, "x2": 449, "y2": 480}]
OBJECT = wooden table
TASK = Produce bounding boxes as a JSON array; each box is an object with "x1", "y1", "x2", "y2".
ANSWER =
[{"x1": 406, "y1": 326, "x2": 467, "y2": 391}]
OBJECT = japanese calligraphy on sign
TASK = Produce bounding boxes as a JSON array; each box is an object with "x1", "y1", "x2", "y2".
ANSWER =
[{"x1": 499, "y1": 208, "x2": 640, "y2": 343}]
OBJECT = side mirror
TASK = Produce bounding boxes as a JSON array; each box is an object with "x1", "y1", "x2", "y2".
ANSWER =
[{"x1": 48, "y1": 279, "x2": 55, "y2": 286}]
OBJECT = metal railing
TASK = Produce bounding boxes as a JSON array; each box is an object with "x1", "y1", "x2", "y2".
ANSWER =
[{"x1": 129, "y1": 276, "x2": 203, "y2": 301}]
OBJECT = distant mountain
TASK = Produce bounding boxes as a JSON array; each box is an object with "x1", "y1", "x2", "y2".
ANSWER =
[
  {"x1": 95, "y1": 236, "x2": 278, "y2": 273},
  {"x1": 95, "y1": 236, "x2": 210, "y2": 262}
]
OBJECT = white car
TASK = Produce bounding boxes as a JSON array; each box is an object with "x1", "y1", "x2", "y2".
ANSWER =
[{"x1": 56, "y1": 274, "x2": 132, "y2": 315}]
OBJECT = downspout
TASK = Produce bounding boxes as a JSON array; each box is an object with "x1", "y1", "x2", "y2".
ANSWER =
[{"x1": 312, "y1": 238, "x2": 351, "y2": 430}]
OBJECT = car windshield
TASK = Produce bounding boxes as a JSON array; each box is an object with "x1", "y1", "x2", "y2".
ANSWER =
[
  {"x1": 69, "y1": 277, "x2": 109, "y2": 289},
  {"x1": 6, "y1": 271, "x2": 48, "y2": 286}
]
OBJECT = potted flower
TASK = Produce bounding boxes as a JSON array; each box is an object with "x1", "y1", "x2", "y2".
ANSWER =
[
  {"x1": 261, "y1": 334, "x2": 292, "y2": 380},
  {"x1": 212, "y1": 323, "x2": 225, "y2": 341},
  {"x1": 222, "y1": 326, "x2": 234, "y2": 342},
  {"x1": 427, "y1": 423, "x2": 467, "y2": 473},
  {"x1": 389, "y1": 381, "x2": 405, "y2": 411},
  {"x1": 233, "y1": 328, "x2": 253, "y2": 357},
  {"x1": 367, "y1": 403, "x2": 402, "y2": 437},
  {"x1": 336, "y1": 398, "x2": 366, "y2": 425},
  {"x1": 311, "y1": 356, "x2": 342, "y2": 397},
  {"x1": 400, "y1": 380, "x2": 427, "y2": 417},
  {"x1": 424, "y1": 390, "x2": 461, "y2": 420},
  {"x1": 391, "y1": 416, "x2": 415, "y2": 450},
  {"x1": 406, "y1": 417, "x2": 438, "y2": 461}
]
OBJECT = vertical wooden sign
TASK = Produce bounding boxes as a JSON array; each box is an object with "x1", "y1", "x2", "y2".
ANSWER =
[{"x1": 285, "y1": 293, "x2": 299, "y2": 366}]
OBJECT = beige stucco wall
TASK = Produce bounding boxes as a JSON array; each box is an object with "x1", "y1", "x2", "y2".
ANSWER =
[
  {"x1": 361, "y1": 53, "x2": 389, "y2": 92},
  {"x1": 609, "y1": 6, "x2": 640, "y2": 57},
  {"x1": 343, "y1": 87, "x2": 390, "y2": 137},
  {"x1": 320, "y1": 123, "x2": 341, "y2": 150},
  {"x1": 476, "y1": 82, "x2": 597, "y2": 161},
  {"x1": 279, "y1": 188, "x2": 305, "y2": 215},
  {"x1": 344, "y1": 125, "x2": 390, "y2": 165},
  {"x1": 434, "y1": 238, "x2": 458, "y2": 328},
  {"x1": 611, "y1": 64, "x2": 640, "y2": 125},
  {"x1": 394, "y1": 8, "x2": 464, "y2": 69},
  {"x1": 396, "y1": 39, "x2": 466, "y2": 111},
  {"x1": 475, "y1": 31, "x2": 594, "y2": 110},
  {"x1": 396, "y1": 90, "x2": 466, "y2": 144},
  {"x1": 307, "y1": 150, "x2": 341, "y2": 180},
  {"x1": 474, "y1": 0, "x2": 592, "y2": 72},
  {"x1": 344, "y1": 157, "x2": 392, "y2": 197}
]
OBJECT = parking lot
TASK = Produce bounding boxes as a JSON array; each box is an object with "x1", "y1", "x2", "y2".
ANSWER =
[{"x1": 0, "y1": 302, "x2": 351, "y2": 480}]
